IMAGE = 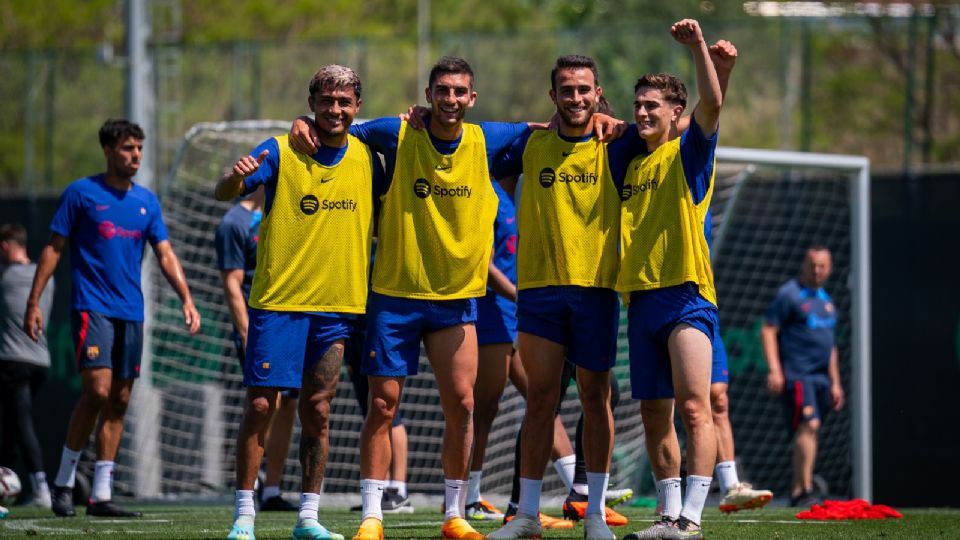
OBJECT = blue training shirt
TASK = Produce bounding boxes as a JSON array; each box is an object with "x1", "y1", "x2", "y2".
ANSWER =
[
  {"x1": 765, "y1": 278, "x2": 837, "y2": 380},
  {"x1": 490, "y1": 180, "x2": 518, "y2": 289},
  {"x1": 50, "y1": 174, "x2": 168, "y2": 321},
  {"x1": 215, "y1": 203, "x2": 260, "y2": 299}
]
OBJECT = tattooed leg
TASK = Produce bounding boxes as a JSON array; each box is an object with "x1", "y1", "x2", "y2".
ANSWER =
[{"x1": 299, "y1": 340, "x2": 344, "y2": 492}]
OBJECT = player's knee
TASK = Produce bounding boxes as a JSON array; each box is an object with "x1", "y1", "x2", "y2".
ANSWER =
[
  {"x1": 445, "y1": 393, "x2": 474, "y2": 423},
  {"x1": 710, "y1": 387, "x2": 729, "y2": 417},
  {"x1": 802, "y1": 418, "x2": 821, "y2": 432},
  {"x1": 676, "y1": 396, "x2": 712, "y2": 429},
  {"x1": 640, "y1": 399, "x2": 673, "y2": 424},
  {"x1": 579, "y1": 386, "x2": 611, "y2": 417},
  {"x1": 246, "y1": 395, "x2": 274, "y2": 422},
  {"x1": 370, "y1": 396, "x2": 398, "y2": 424},
  {"x1": 81, "y1": 384, "x2": 111, "y2": 408}
]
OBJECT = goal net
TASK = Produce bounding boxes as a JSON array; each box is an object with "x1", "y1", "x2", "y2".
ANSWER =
[{"x1": 115, "y1": 122, "x2": 870, "y2": 504}]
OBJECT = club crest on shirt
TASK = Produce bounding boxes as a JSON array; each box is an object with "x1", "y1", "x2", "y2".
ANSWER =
[
  {"x1": 86, "y1": 346, "x2": 100, "y2": 360},
  {"x1": 140, "y1": 207, "x2": 146, "y2": 215}
]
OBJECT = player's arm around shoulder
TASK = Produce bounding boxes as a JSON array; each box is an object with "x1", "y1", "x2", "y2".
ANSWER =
[
  {"x1": 673, "y1": 19, "x2": 722, "y2": 138},
  {"x1": 152, "y1": 239, "x2": 201, "y2": 335}
]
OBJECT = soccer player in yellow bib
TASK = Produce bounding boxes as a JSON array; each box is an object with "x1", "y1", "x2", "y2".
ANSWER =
[
  {"x1": 486, "y1": 55, "x2": 648, "y2": 540},
  {"x1": 617, "y1": 19, "x2": 723, "y2": 540},
  {"x1": 216, "y1": 65, "x2": 383, "y2": 540}
]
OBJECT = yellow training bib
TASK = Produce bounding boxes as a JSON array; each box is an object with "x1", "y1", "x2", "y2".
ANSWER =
[
  {"x1": 372, "y1": 123, "x2": 497, "y2": 299},
  {"x1": 248, "y1": 135, "x2": 375, "y2": 312},
  {"x1": 618, "y1": 137, "x2": 716, "y2": 305},
  {"x1": 517, "y1": 130, "x2": 620, "y2": 290}
]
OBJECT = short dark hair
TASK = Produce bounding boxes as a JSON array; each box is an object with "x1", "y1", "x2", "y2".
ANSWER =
[
  {"x1": 0, "y1": 223, "x2": 27, "y2": 247},
  {"x1": 309, "y1": 64, "x2": 362, "y2": 99},
  {"x1": 551, "y1": 55, "x2": 599, "y2": 90},
  {"x1": 806, "y1": 243, "x2": 831, "y2": 254},
  {"x1": 428, "y1": 56, "x2": 474, "y2": 88},
  {"x1": 99, "y1": 118, "x2": 145, "y2": 148},
  {"x1": 634, "y1": 73, "x2": 687, "y2": 108}
]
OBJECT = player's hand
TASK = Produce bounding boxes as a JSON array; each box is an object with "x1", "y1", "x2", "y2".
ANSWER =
[
  {"x1": 671, "y1": 19, "x2": 704, "y2": 46},
  {"x1": 709, "y1": 40, "x2": 738, "y2": 72},
  {"x1": 592, "y1": 113, "x2": 626, "y2": 142},
  {"x1": 182, "y1": 301, "x2": 201, "y2": 335},
  {"x1": 831, "y1": 383, "x2": 845, "y2": 411},
  {"x1": 290, "y1": 115, "x2": 319, "y2": 154},
  {"x1": 232, "y1": 150, "x2": 269, "y2": 179},
  {"x1": 401, "y1": 104, "x2": 430, "y2": 130},
  {"x1": 766, "y1": 370, "x2": 784, "y2": 395},
  {"x1": 23, "y1": 304, "x2": 43, "y2": 342}
]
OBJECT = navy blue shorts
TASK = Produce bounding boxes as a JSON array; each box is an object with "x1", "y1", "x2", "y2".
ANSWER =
[
  {"x1": 782, "y1": 376, "x2": 832, "y2": 434},
  {"x1": 476, "y1": 292, "x2": 517, "y2": 346},
  {"x1": 363, "y1": 292, "x2": 477, "y2": 377},
  {"x1": 626, "y1": 284, "x2": 717, "y2": 399},
  {"x1": 234, "y1": 331, "x2": 299, "y2": 398},
  {"x1": 244, "y1": 308, "x2": 353, "y2": 389},
  {"x1": 344, "y1": 318, "x2": 402, "y2": 427},
  {"x1": 516, "y1": 286, "x2": 618, "y2": 372},
  {"x1": 711, "y1": 328, "x2": 730, "y2": 384},
  {"x1": 71, "y1": 311, "x2": 142, "y2": 379}
]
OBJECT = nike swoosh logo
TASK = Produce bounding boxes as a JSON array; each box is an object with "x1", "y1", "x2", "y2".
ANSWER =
[
  {"x1": 320, "y1": 177, "x2": 335, "y2": 183},
  {"x1": 562, "y1": 151, "x2": 577, "y2": 157}
]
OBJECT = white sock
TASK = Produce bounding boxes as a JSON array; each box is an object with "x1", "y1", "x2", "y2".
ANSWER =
[
  {"x1": 517, "y1": 477, "x2": 542, "y2": 517},
  {"x1": 658, "y1": 478, "x2": 682, "y2": 519},
  {"x1": 715, "y1": 461, "x2": 739, "y2": 494},
  {"x1": 444, "y1": 478, "x2": 468, "y2": 519},
  {"x1": 360, "y1": 479, "x2": 385, "y2": 521},
  {"x1": 466, "y1": 470, "x2": 483, "y2": 505},
  {"x1": 552, "y1": 454, "x2": 576, "y2": 492},
  {"x1": 235, "y1": 489, "x2": 256, "y2": 519},
  {"x1": 572, "y1": 483, "x2": 589, "y2": 496},
  {"x1": 585, "y1": 472, "x2": 609, "y2": 516},
  {"x1": 680, "y1": 475, "x2": 712, "y2": 526},
  {"x1": 387, "y1": 479, "x2": 407, "y2": 498},
  {"x1": 92, "y1": 460, "x2": 114, "y2": 502},
  {"x1": 261, "y1": 485, "x2": 280, "y2": 501},
  {"x1": 54, "y1": 446, "x2": 82, "y2": 488},
  {"x1": 299, "y1": 492, "x2": 320, "y2": 521},
  {"x1": 31, "y1": 472, "x2": 50, "y2": 497}
]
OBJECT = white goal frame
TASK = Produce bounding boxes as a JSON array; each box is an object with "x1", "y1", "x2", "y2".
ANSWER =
[{"x1": 716, "y1": 147, "x2": 871, "y2": 501}]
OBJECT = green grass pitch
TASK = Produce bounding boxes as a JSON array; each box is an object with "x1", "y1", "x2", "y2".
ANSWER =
[{"x1": 2, "y1": 504, "x2": 958, "y2": 539}]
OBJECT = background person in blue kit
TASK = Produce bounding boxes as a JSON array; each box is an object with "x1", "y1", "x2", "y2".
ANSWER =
[
  {"x1": 215, "y1": 185, "x2": 299, "y2": 512},
  {"x1": 24, "y1": 118, "x2": 201, "y2": 519},
  {"x1": 761, "y1": 245, "x2": 843, "y2": 507}
]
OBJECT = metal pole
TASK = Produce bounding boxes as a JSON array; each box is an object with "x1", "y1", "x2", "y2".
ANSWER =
[
  {"x1": 417, "y1": 0, "x2": 430, "y2": 96},
  {"x1": 126, "y1": 0, "x2": 154, "y2": 190},
  {"x1": 851, "y1": 160, "x2": 873, "y2": 501},
  {"x1": 126, "y1": 0, "x2": 161, "y2": 499}
]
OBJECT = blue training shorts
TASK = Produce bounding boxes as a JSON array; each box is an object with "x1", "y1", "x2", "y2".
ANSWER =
[
  {"x1": 363, "y1": 291, "x2": 477, "y2": 377},
  {"x1": 517, "y1": 285, "x2": 619, "y2": 372},
  {"x1": 234, "y1": 331, "x2": 300, "y2": 398},
  {"x1": 476, "y1": 291, "x2": 517, "y2": 346},
  {"x1": 712, "y1": 327, "x2": 730, "y2": 384},
  {"x1": 71, "y1": 310, "x2": 143, "y2": 379},
  {"x1": 626, "y1": 283, "x2": 718, "y2": 399},
  {"x1": 244, "y1": 308, "x2": 353, "y2": 389},
  {"x1": 781, "y1": 375, "x2": 832, "y2": 434}
]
